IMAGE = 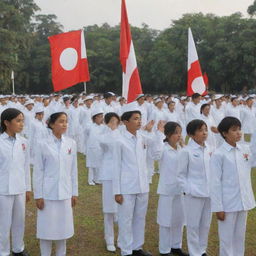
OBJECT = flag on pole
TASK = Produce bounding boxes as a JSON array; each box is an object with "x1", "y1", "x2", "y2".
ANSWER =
[
  {"x1": 203, "y1": 72, "x2": 209, "y2": 88},
  {"x1": 120, "y1": 0, "x2": 142, "y2": 103},
  {"x1": 187, "y1": 28, "x2": 207, "y2": 96},
  {"x1": 48, "y1": 30, "x2": 90, "y2": 92}
]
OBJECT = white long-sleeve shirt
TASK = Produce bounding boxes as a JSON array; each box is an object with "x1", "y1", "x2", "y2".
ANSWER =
[{"x1": 210, "y1": 141, "x2": 256, "y2": 212}]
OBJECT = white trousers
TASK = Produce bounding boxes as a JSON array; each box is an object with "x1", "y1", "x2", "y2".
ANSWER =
[
  {"x1": 184, "y1": 195, "x2": 212, "y2": 256},
  {"x1": 40, "y1": 239, "x2": 66, "y2": 256},
  {"x1": 0, "y1": 194, "x2": 25, "y2": 256},
  {"x1": 117, "y1": 193, "x2": 149, "y2": 256},
  {"x1": 88, "y1": 167, "x2": 99, "y2": 183},
  {"x1": 218, "y1": 211, "x2": 247, "y2": 256},
  {"x1": 159, "y1": 226, "x2": 184, "y2": 254},
  {"x1": 104, "y1": 213, "x2": 116, "y2": 246}
]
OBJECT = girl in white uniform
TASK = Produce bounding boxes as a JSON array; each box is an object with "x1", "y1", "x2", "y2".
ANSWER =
[
  {"x1": 177, "y1": 119, "x2": 212, "y2": 256},
  {"x1": 33, "y1": 112, "x2": 78, "y2": 256},
  {"x1": 0, "y1": 108, "x2": 31, "y2": 256},
  {"x1": 98, "y1": 112, "x2": 121, "y2": 252},
  {"x1": 210, "y1": 117, "x2": 256, "y2": 256},
  {"x1": 154, "y1": 122, "x2": 188, "y2": 256}
]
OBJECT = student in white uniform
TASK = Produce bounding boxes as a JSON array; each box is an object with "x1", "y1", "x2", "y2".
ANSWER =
[
  {"x1": 154, "y1": 122, "x2": 188, "y2": 256},
  {"x1": 112, "y1": 104, "x2": 165, "y2": 256},
  {"x1": 86, "y1": 108, "x2": 105, "y2": 185},
  {"x1": 177, "y1": 119, "x2": 212, "y2": 256},
  {"x1": 33, "y1": 112, "x2": 78, "y2": 256},
  {"x1": 210, "y1": 117, "x2": 256, "y2": 256},
  {"x1": 185, "y1": 93, "x2": 201, "y2": 124},
  {"x1": 0, "y1": 108, "x2": 31, "y2": 256},
  {"x1": 98, "y1": 112, "x2": 121, "y2": 252}
]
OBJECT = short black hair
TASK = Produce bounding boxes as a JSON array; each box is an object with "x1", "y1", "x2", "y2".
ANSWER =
[
  {"x1": 186, "y1": 119, "x2": 207, "y2": 135},
  {"x1": 121, "y1": 111, "x2": 141, "y2": 122},
  {"x1": 47, "y1": 112, "x2": 67, "y2": 129},
  {"x1": 104, "y1": 112, "x2": 120, "y2": 124},
  {"x1": 192, "y1": 93, "x2": 201, "y2": 100},
  {"x1": 163, "y1": 122, "x2": 181, "y2": 142},
  {"x1": 200, "y1": 103, "x2": 210, "y2": 114},
  {"x1": 217, "y1": 117, "x2": 241, "y2": 139},
  {"x1": 104, "y1": 92, "x2": 114, "y2": 99},
  {"x1": 0, "y1": 108, "x2": 23, "y2": 133},
  {"x1": 231, "y1": 97, "x2": 238, "y2": 102},
  {"x1": 92, "y1": 113, "x2": 103, "y2": 122}
]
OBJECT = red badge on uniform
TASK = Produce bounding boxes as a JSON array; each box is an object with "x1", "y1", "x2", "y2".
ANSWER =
[
  {"x1": 243, "y1": 153, "x2": 249, "y2": 161},
  {"x1": 22, "y1": 143, "x2": 26, "y2": 151},
  {"x1": 68, "y1": 148, "x2": 72, "y2": 154}
]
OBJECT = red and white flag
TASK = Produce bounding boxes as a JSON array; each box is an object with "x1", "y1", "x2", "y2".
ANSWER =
[
  {"x1": 48, "y1": 30, "x2": 90, "y2": 92},
  {"x1": 120, "y1": 0, "x2": 142, "y2": 103},
  {"x1": 187, "y1": 28, "x2": 207, "y2": 96}
]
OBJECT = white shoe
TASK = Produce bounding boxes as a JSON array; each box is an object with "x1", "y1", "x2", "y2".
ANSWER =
[
  {"x1": 88, "y1": 181, "x2": 95, "y2": 186},
  {"x1": 106, "y1": 245, "x2": 116, "y2": 252}
]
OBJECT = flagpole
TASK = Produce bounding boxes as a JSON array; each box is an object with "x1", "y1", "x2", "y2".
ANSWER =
[
  {"x1": 11, "y1": 70, "x2": 15, "y2": 95},
  {"x1": 83, "y1": 82, "x2": 87, "y2": 94}
]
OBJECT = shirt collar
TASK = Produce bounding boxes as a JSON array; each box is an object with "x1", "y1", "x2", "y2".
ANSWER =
[
  {"x1": 124, "y1": 128, "x2": 137, "y2": 140},
  {"x1": 189, "y1": 139, "x2": 205, "y2": 150},
  {"x1": 1, "y1": 132, "x2": 16, "y2": 140},
  {"x1": 223, "y1": 141, "x2": 241, "y2": 151}
]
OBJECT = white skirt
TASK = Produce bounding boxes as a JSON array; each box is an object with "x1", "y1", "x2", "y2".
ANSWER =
[
  {"x1": 157, "y1": 194, "x2": 185, "y2": 227},
  {"x1": 37, "y1": 199, "x2": 74, "y2": 240},
  {"x1": 102, "y1": 180, "x2": 117, "y2": 213}
]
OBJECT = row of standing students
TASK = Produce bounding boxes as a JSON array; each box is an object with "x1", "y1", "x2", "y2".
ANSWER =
[{"x1": 0, "y1": 105, "x2": 256, "y2": 256}]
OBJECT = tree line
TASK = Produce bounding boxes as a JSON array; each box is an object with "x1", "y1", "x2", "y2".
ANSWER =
[{"x1": 1, "y1": 0, "x2": 256, "y2": 95}]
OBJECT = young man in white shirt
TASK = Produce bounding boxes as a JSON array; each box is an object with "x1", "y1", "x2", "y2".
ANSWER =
[
  {"x1": 210, "y1": 117, "x2": 256, "y2": 256},
  {"x1": 112, "y1": 104, "x2": 164, "y2": 256}
]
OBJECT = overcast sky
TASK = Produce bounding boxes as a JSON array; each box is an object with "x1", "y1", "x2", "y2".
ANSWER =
[{"x1": 34, "y1": 0, "x2": 253, "y2": 31}]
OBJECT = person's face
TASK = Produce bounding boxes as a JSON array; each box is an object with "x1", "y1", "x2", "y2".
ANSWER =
[
  {"x1": 73, "y1": 101, "x2": 78, "y2": 108},
  {"x1": 156, "y1": 101, "x2": 164, "y2": 109},
  {"x1": 43, "y1": 99, "x2": 49, "y2": 107},
  {"x1": 50, "y1": 114, "x2": 68, "y2": 135},
  {"x1": 4, "y1": 113, "x2": 24, "y2": 134},
  {"x1": 105, "y1": 97, "x2": 112, "y2": 105},
  {"x1": 26, "y1": 104, "x2": 34, "y2": 111},
  {"x1": 167, "y1": 126, "x2": 182, "y2": 146},
  {"x1": 137, "y1": 97, "x2": 145, "y2": 105},
  {"x1": 94, "y1": 114, "x2": 104, "y2": 125},
  {"x1": 223, "y1": 126, "x2": 242, "y2": 143},
  {"x1": 193, "y1": 96, "x2": 201, "y2": 104},
  {"x1": 247, "y1": 99, "x2": 254, "y2": 108},
  {"x1": 202, "y1": 106, "x2": 210, "y2": 116},
  {"x1": 64, "y1": 100, "x2": 70, "y2": 107},
  {"x1": 232, "y1": 99, "x2": 238, "y2": 107},
  {"x1": 85, "y1": 99, "x2": 93, "y2": 108},
  {"x1": 107, "y1": 116, "x2": 120, "y2": 129},
  {"x1": 191, "y1": 124, "x2": 208, "y2": 145},
  {"x1": 36, "y1": 112, "x2": 44, "y2": 121},
  {"x1": 215, "y1": 99, "x2": 222, "y2": 108},
  {"x1": 124, "y1": 113, "x2": 141, "y2": 131},
  {"x1": 168, "y1": 103, "x2": 175, "y2": 112}
]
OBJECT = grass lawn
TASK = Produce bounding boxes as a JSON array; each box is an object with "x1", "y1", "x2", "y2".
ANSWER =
[{"x1": 24, "y1": 153, "x2": 256, "y2": 256}]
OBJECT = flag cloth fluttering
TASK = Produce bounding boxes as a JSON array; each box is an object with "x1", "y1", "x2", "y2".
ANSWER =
[
  {"x1": 187, "y1": 28, "x2": 207, "y2": 96},
  {"x1": 49, "y1": 30, "x2": 90, "y2": 92},
  {"x1": 120, "y1": 0, "x2": 142, "y2": 103}
]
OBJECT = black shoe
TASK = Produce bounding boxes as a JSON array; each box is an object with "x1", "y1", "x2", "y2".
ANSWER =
[
  {"x1": 202, "y1": 254, "x2": 207, "y2": 256},
  {"x1": 171, "y1": 248, "x2": 189, "y2": 256},
  {"x1": 160, "y1": 253, "x2": 172, "y2": 256},
  {"x1": 133, "y1": 249, "x2": 152, "y2": 256},
  {"x1": 12, "y1": 250, "x2": 30, "y2": 256}
]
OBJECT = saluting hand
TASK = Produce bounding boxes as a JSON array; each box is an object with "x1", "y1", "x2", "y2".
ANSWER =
[
  {"x1": 115, "y1": 194, "x2": 123, "y2": 205},
  {"x1": 145, "y1": 120, "x2": 155, "y2": 132},
  {"x1": 72, "y1": 196, "x2": 78, "y2": 207},
  {"x1": 36, "y1": 198, "x2": 45, "y2": 210},
  {"x1": 157, "y1": 120, "x2": 166, "y2": 133}
]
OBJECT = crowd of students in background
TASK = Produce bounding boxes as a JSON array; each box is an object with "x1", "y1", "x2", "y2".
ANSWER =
[{"x1": 1, "y1": 91, "x2": 256, "y2": 256}]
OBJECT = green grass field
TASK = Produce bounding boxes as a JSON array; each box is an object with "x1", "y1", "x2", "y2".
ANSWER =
[{"x1": 24, "y1": 153, "x2": 256, "y2": 256}]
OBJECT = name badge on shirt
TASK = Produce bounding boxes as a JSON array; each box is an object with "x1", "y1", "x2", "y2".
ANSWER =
[
  {"x1": 22, "y1": 143, "x2": 26, "y2": 151},
  {"x1": 193, "y1": 153, "x2": 199, "y2": 158}
]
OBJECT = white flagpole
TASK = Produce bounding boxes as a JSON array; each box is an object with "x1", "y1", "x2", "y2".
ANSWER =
[
  {"x1": 11, "y1": 70, "x2": 15, "y2": 95},
  {"x1": 83, "y1": 82, "x2": 87, "y2": 94}
]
